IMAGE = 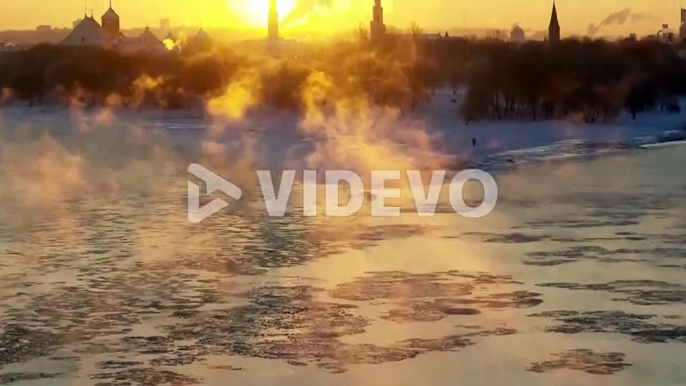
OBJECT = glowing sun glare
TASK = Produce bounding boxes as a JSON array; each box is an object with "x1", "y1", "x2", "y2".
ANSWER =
[
  {"x1": 227, "y1": 0, "x2": 296, "y2": 27},
  {"x1": 162, "y1": 39, "x2": 175, "y2": 51}
]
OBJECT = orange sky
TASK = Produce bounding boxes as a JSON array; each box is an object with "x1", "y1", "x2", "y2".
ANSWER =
[{"x1": 1, "y1": 0, "x2": 686, "y2": 37}]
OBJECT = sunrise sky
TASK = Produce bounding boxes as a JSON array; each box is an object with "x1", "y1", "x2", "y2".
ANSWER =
[{"x1": 1, "y1": 0, "x2": 686, "y2": 37}]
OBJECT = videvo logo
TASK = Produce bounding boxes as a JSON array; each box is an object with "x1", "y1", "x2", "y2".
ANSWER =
[{"x1": 187, "y1": 164, "x2": 498, "y2": 223}]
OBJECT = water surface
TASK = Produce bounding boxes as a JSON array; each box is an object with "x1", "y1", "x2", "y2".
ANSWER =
[{"x1": 1, "y1": 118, "x2": 686, "y2": 385}]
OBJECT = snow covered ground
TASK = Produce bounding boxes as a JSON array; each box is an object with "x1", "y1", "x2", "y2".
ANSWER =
[
  {"x1": 425, "y1": 90, "x2": 686, "y2": 169},
  {"x1": 1, "y1": 91, "x2": 685, "y2": 173}
]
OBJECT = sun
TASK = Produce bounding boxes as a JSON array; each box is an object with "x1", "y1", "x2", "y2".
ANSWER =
[{"x1": 227, "y1": 0, "x2": 296, "y2": 27}]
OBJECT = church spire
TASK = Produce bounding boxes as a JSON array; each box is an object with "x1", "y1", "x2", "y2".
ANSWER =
[
  {"x1": 549, "y1": 1, "x2": 559, "y2": 29},
  {"x1": 548, "y1": 1, "x2": 561, "y2": 43}
]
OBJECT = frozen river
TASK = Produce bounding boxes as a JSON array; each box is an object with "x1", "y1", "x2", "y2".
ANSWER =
[{"x1": 1, "y1": 111, "x2": 686, "y2": 385}]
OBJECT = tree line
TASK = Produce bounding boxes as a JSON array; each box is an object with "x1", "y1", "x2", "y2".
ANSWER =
[
  {"x1": 422, "y1": 37, "x2": 686, "y2": 122},
  {"x1": 1, "y1": 36, "x2": 685, "y2": 123}
]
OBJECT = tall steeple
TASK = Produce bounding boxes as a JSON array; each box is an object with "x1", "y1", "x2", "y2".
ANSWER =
[
  {"x1": 548, "y1": 1, "x2": 560, "y2": 43},
  {"x1": 102, "y1": 0, "x2": 120, "y2": 40},
  {"x1": 370, "y1": 0, "x2": 386, "y2": 42},
  {"x1": 268, "y1": 0, "x2": 279, "y2": 41}
]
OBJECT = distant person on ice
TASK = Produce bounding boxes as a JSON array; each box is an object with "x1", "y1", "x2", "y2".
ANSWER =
[{"x1": 472, "y1": 138, "x2": 477, "y2": 148}]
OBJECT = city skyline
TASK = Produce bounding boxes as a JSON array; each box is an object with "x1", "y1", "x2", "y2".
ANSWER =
[{"x1": 1, "y1": 0, "x2": 686, "y2": 37}]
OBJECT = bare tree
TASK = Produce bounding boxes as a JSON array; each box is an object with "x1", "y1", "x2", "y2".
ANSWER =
[{"x1": 408, "y1": 22, "x2": 424, "y2": 40}]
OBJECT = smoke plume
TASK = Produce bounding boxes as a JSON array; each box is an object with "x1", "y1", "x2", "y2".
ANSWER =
[
  {"x1": 587, "y1": 8, "x2": 652, "y2": 36},
  {"x1": 282, "y1": 0, "x2": 336, "y2": 27}
]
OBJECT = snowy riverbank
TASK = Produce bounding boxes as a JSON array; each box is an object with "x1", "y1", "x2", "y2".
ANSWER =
[
  {"x1": 1, "y1": 94, "x2": 685, "y2": 173},
  {"x1": 422, "y1": 90, "x2": 686, "y2": 170}
]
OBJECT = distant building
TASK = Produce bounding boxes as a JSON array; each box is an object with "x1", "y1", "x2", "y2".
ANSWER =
[
  {"x1": 194, "y1": 28, "x2": 212, "y2": 45},
  {"x1": 268, "y1": 0, "x2": 279, "y2": 40},
  {"x1": 62, "y1": 3, "x2": 170, "y2": 54},
  {"x1": 266, "y1": 0, "x2": 280, "y2": 52},
  {"x1": 63, "y1": 15, "x2": 109, "y2": 46},
  {"x1": 117, "y1": 27, "x2": 168, "y2": 54},
  {"x1": 186, "y1": 28, "x2": 213, "y2": 54},
  {"x1": 658, "y1": 23, "x2": 676, "y2": 43},
  {"x1": 370, "y1": 0, "x2": 387, "y2": 42},
  {"x1": 385, "y1": 31, "x2": 463, "y2": 42},
  {"x1": 160, "y1": 18, "x2": 171, "y2": 33},
  {"x1": 510, "y1": 25, "x2": 526, "y2": 42},
  {"x1": 680, "y1": 9, "x2": 686, "y2": 40},
  {"x1": 101, "y1": 1, "x2": 120, "y2": 40},
  {"x1": 417, "y1": 32, "x2": 459, "y2": 40},
  {"x1": 548, "y1": 1, "x2": 560, "y2": 43},
  {"x1": 36, "y1": 25, "x2": 51, "y2": 32},
  {"x1": 139, "y1": 27, "x2": 162, "y2": 47},
  {"x1": 73, "y1": 18, "x2": 83, "y2": 28}
]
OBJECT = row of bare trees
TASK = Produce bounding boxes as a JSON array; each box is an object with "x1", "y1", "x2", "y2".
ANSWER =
[
  {"x1": 1, "y1": 36, "x2": 686, "y2": 123},
  {"x1": 421, "y1": 38, "x2": 686, "y2": 122}
]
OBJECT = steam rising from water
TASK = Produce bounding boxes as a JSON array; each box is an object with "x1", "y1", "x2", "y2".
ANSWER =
[{"x1": 0, "y1": 39, "x2": 450, "y2": 227}]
